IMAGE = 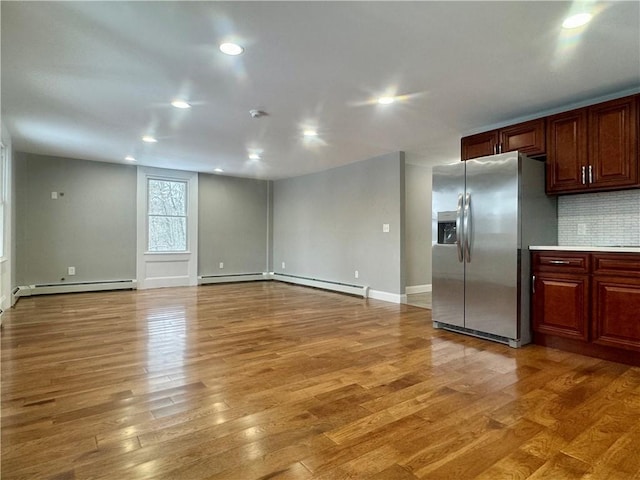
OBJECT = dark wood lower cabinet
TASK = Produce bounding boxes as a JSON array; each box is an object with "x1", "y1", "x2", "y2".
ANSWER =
[
  {"x1": 532, "y1": 251, "x2": 640, "y2": 366},
  {"x1": 533, "y1": 273, "x2": 589, "y2": 340},
  {"x1": 592, "y1": 276, "x2": 640, "y2": 351}
]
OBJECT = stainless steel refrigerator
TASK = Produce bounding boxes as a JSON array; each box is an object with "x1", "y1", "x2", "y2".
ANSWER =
[{"x1": 431, "y1": 151, "x2": 557, "y2": 347}]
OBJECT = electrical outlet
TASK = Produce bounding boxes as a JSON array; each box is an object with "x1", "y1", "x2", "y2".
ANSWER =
[
  {"x1": 281, "y1": 261, "x2": 286, "y2": 269},
  {"x1": 219, "y1": 262, "x2": 224, "y2": 269},
  {"x1": 382, "y1": 223, "x2": 390, "y2": 233},
  {"x1": 577, "y1": 223, "x2": 587, "y2": 235},
  {"x1": 355, "y1": 270, "x2": 359, "y2": 279},
  {"x1": 68, "y1": 266, "x2": 75, "y2": 275}
]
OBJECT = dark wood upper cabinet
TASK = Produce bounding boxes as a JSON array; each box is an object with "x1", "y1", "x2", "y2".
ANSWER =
[
  {"x1": 461, "y1": 119, "x2": 545, "y2": 161},
  {"x1": 588, "y1": 96, "x2": 638, "y2": 190},
  {"x1": 463, "y1": 93, "x2": 639, "y2": 195},
  {"x1": 546, "y1": 95, "x2": 639, "y2": 194},
  {"x1": 499, "y1": 119, "x2": 546, "y2": 157},
  {"x1": 545, "y1": 109, "x2": 588, "y2": 193},
  {"x1": 461, "y1": 131, "x2": 498, "y2": 161}
]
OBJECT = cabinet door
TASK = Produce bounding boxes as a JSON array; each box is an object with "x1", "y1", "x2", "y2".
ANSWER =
[
  {"x1": 592, "y1": 276, "x2": 640, "y2": 352},
  {"x1": 500, "y1": 119, "x2": 545, "y2": 157},
  {"x1": 546, "y1": 109, "x2": 588, "y2": 194},
  {"x1": 461, "y1": 131, "x2": 499, "y2": 160},
  {"x1": 532, "y1": 272, "x2": 589, "y2": 340},
  {"x1": 588, "y1": 96, "x2": 638, "y2": 190}
]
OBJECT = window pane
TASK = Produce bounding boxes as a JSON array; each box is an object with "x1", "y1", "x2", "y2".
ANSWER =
[
  {"x1": 148, "y1": 179, "x2": 186, "y2": 216},
  {"x1": 148, "y1": 216, "x2": 186, "y2": 251}
]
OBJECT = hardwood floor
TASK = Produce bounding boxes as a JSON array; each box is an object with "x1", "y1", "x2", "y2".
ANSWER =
[{"x1": 2, "y1": 282, "x2": 640, "y2": 479}]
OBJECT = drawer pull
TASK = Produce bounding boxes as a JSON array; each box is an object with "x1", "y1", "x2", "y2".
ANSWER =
[{"x1": 549, "y1": 260, "x2": 571, "y2": 265}]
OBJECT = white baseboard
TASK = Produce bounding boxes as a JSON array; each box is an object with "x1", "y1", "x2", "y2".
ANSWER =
[
  {"x1": 368, "y1": 289, "x2": 406, "y2": 304},
  {"x1": 199, "y1": 273, "x2": 270, "y2": 284},
  {"x1": 406, "y1": 284, "x2": 432, "y2": 295}
]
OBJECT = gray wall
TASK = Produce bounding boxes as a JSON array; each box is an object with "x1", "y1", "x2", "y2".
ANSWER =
[
  {"x1": 198, "y1": 173, "x2": 270, "y2": 275},
  {"x1": 15, "y1": 151, "x2": 412, "y2": 296},
  {"x1": 272, "y1": 152, "x2": 405, "y2": 295},
  {"x1": 15, "y1": 153, "x2": 137, "y2": 285},
  {"x1": 405, "y1": 163, "x2": 432, "y2": 287}
]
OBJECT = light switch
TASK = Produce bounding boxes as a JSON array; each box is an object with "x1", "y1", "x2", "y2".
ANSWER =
[
  {"x1": 219, "y1": 262, "x2": 224, "y2": 269},
  {"x1": 382, "y1": 223, "x2": 390, "y2": 233},
  {"x1": 51, "y1": 192, "x2": 58, "y2": 200}
]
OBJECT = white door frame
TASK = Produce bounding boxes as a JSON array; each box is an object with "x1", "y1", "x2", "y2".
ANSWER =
[{"x1": 136, "y1": 167, "x2": 198, "y2": 289}]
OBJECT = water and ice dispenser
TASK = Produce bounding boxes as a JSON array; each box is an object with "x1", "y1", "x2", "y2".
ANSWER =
[{"x1": 437, "y1": 211, "x2": 457, "y2": 245}]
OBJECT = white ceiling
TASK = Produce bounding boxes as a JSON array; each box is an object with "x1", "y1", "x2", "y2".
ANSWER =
[{"x1": 2, "y1": 1, "x2": 639, "y2": 179}]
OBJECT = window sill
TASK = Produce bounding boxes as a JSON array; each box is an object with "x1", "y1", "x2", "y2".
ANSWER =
[{"x1": 144, "y1": 251, "x2": 191, "y2": 255}]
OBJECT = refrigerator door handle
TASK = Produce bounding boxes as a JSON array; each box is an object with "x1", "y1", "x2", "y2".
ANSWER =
[
  {"x1": 456, "y1": 193, "x2": 464, "y2": 262},
  {"x1": 463, "y1": 192, "x2": 472, "y2": 263}
]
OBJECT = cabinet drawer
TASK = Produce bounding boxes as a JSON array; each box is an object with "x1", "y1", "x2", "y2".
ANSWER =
[
  {"x1": 533, "y1": 252, "x2": 590, "y2": 273},
  {"x1": 593, "y1": 254, "x2": 640, "y2": 277}
]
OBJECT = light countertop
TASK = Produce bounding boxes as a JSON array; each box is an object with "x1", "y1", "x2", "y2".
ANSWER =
[{"x1": 530, "y1": 245, "x2": 640, "y2": 253}]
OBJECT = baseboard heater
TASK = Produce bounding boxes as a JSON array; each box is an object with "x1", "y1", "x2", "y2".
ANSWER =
[
  {"x1": 199, "y1": 273, "x2": 269, "y2": 285},
  {"x1": 272, "y1": 273, "x2": 369, "y2": 298},
  {"x1": 16, "y1": 279, "x2": 137, "y2": 297}
]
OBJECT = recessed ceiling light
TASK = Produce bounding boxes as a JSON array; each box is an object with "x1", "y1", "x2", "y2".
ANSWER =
[
  {"x1": 220, "y1": 42, "x2": 244, "y2": 56},
  {"x1": 303, "y1": 129, "x2": 318, "y2": 137},
  {"x1": 248, "y1": 153, "x2": 261, "y2": 160},
  {"x1": 562, "y1": 12, "x2": 593, "y2": 29},
  {"x1": 125, "y1": 155, "x2": 136, "y2": 162},
  {"x1": 214, "y1": 168, "x2": 224, "y2": 173},
  {"x1": 142, "y1": 135, "x2": 157, "y2": 143},
  {"x1": 377, "y1": 96, "x2": 395, "y2": 105},
  {"x1": 171, "y1": 100, "x2": 191, "y2": 109}
]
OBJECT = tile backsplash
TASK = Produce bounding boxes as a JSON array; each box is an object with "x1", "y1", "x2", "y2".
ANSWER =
[{"x1": 558, "y1": 189, "x2": 640, "y2": 246}]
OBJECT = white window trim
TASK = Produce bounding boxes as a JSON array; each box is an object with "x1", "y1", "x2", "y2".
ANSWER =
[
  {"x1": 136, "y1": 167, "x2": 198, "y2": 289},
  {"x1": 146, "y1": 176, "x2": 189, "y2": 254}
]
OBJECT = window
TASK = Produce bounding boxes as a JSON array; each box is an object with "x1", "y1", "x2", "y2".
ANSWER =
[{"x1": 147, "y1": 178, "x2": 187, "y2": 252}]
